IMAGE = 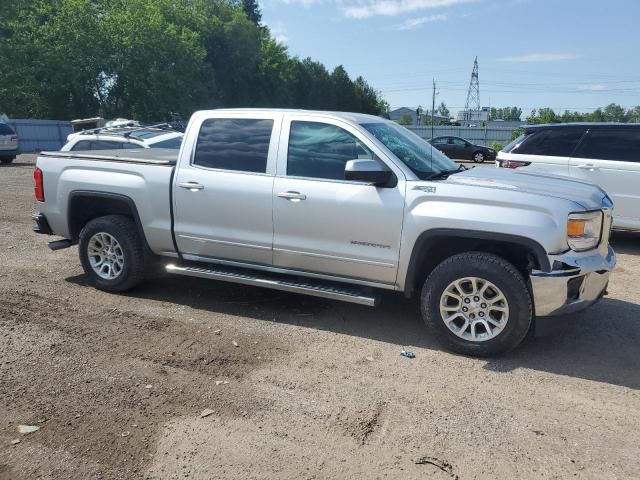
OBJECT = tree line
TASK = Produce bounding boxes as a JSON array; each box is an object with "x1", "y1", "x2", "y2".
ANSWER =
[{"x1": 0, "y1": 0, "x2": 388, "y2": 121}]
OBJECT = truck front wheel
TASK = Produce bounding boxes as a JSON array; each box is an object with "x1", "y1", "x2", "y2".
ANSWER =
[
  {"x1": 421, "y1": 252, "x2": 532, "y2": 356},
  {"x1": 78, "y1": 215, "x2": 146, "y2": 292}
]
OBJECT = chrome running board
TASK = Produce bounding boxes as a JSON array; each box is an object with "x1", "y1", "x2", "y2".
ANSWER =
[{"x1": 166, "y1": 263, "x2": 379, "y2": 306}]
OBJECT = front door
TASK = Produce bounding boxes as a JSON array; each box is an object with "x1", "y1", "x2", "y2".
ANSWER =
[
  {"x1": 173, "y1": 114, "x2": 281, "y2": 265},
  {"x1": 569, "y1": 128, "x2": 640, "y2": 229},
  {"x1": 272, "y1": 118, "x2": 405, "y2": 284}
]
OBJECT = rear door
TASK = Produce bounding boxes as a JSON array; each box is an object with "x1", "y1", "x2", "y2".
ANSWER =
[
  {"x1": 272, "y1": 116, "x2": 405, "y2": 284},
  {"x1": 569, "y1": 127, "x2": 640, "y2": 229},
  {"x1": 173, "y1": 113, "x2": 282, "y2": 265}
]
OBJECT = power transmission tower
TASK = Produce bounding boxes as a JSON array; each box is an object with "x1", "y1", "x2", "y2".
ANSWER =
[{"x1": 463, "y1": 57, "x2": 480, "y2": 125}]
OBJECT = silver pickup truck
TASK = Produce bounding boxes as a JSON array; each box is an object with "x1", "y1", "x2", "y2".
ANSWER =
[{"x1": 32, "y1": 109, "x2": 616, "y2": 356}]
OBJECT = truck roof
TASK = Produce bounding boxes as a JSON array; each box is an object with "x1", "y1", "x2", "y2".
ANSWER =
[{"x1": 203, "y1": 108, "x2": 387, "y2": 125}]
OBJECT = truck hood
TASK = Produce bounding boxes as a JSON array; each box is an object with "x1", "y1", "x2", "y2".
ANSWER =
[{"x1": 444, "y1": 168, "x2": 608, "y2": 210}]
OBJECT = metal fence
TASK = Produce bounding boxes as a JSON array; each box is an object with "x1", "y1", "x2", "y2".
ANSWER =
[
  {"x1": 406, "y1": 125, "x2": 520, "y2": 147},
  {"x1": 6, "y1": 119, "x2": 72, "y2": 152}
]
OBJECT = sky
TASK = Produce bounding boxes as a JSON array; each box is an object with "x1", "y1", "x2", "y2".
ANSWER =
[{"x1": 261, "y1": 0, "x2": 640, "y2": 117}]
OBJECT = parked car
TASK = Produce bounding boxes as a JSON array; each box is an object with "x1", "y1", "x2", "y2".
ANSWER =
[
  {"x1": 0, "y1": 122, "x2": 19, "y2": 164},
  {"x1": 429, "y1": 136, "x2": 496, "y2": 162},
  {"x1": 32, "y1": 109, "x2": 615, "y2": 357},
  {"x1": 496, "y1": 123, "x2": 640, "y2": 232},
  {"x1": 61, "y1": 123, "x2": 184, "y2": 151}
]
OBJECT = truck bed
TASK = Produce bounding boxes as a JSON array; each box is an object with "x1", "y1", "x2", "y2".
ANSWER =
[{"x1": 40, "y1": 148, "x2": 178, "y2": 166}]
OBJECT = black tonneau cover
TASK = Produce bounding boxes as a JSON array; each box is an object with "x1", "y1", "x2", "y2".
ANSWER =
[{"x1": 40, "y1": 148, "x2": 178, "y2": 166}]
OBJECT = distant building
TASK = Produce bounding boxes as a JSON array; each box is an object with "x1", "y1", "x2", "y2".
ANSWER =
[
  {"x1": 456, "y1": 107, "x2": 490, "y2": 125},
  {"x1": 389, "y1": 107, "x2": 450, "y2": 125}
]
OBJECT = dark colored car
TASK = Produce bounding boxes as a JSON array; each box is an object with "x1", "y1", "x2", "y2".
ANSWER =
[{"x1": 429, "y1": 136, "x2": 496, "y2": 163}]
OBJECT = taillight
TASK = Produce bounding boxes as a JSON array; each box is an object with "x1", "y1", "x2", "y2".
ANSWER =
[
  {"x1": 498, "y1": 160, "x2": 530, "y2": 169},
  {"x1": 10, "y1": 135, "x2": 17, "y2": 141},
  {"x1": 34, "y1": 167, "x2": 44, "y2": 202}
]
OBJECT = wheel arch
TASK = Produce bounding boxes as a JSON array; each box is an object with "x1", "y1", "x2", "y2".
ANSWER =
[
  {"x1": 68, "y1": 191, "x2": 151, "y2": 252},
  {"x1": 403, "y1": 229, "x2": 550, "y2": 298}
]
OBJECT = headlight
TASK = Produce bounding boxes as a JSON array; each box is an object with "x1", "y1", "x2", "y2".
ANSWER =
[{"x1": 567, "y1": 211, "x2": 603, "y2": 251}]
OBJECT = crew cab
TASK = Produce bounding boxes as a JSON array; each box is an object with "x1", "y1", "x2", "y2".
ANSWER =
[{"x1": 32, "y1": 109, "x2": 615, "y2": 356}]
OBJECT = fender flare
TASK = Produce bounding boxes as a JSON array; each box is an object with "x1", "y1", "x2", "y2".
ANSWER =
[{"x1": 403, "y1": 228, "x2": 551, "y2": 297}]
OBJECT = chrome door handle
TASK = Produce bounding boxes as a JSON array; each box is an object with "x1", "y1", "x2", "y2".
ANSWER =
[
  {"x1": 178, "y1": 182, "x2": 204, "y2": 191},
  {"x1": 277, "y1": 191, "x2": 307, "y2": 201},
  {"x1": 577, "y1": 164, "x2": 599, "y2": 171}
]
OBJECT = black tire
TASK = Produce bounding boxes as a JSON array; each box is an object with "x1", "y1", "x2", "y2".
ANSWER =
[
  {"x1": 0, "y1": 157, "x2": 15, "y2": 164},
  {"x1": 471, "y1": 151, "x2": 485, "y2": 163},
  {"x1": 78, "y1": 215, "x2": 146, "y2": 292},
  {"x1": 420, "y1": 252, "x2": 532, "y2": 357}
]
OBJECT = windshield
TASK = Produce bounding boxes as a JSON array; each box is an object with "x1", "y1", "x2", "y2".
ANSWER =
[{"x1": 361, "y1": 122, "x2": 457, "y2": 179}]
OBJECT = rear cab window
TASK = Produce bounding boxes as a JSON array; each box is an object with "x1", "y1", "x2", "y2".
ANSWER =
[{"x1": 193, "y1": 118, "x2": 274, "y2": 173}]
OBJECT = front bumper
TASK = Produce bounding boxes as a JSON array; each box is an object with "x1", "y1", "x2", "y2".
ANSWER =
[{"x1": 530, "y1": 245, "x2": 616, "y2": 316}]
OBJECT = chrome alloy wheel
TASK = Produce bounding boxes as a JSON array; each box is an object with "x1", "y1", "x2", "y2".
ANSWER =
[
  {"x1": 473, "y1": 152, "x2": 485, "y2": 162},
  {"x1": 87, "y1": 232, "x2": 124, "y2": 280},
  {"x1": 439, "y1": 277, "x2": 509, "y2": 342}
]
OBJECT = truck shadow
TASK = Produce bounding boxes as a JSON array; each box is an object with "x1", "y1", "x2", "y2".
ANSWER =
[
  {"x1": 67, "y1": 270, "x2": 640, "y2": 391},
  {"x1": 610, "y1": 230, "x2": 640, "y2": 255}
]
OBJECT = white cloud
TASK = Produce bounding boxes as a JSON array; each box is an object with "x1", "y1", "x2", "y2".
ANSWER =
[
  {"x1": 343, "y1": 0, "x2": 476, "y2": 19},
  {"x1": 391, "y1": 13, "x2": 447, "y2": 29},
  {"x1": 497, "y1": 52, "x2": 577, "y2": 63},
  {"x1": 270, "y1": 24, "x2": 289, "y2": 44},
  {"x1": 577, "y1": 83, "x2": 606, "y2": 91}
]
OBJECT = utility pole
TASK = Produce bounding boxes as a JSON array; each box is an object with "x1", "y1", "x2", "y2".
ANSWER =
[{"x1": 431, "y1": 78, "x2": 436, "y2": 140}]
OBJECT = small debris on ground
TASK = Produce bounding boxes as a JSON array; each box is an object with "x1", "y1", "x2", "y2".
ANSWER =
[
  {"x1": 400, "y1": 349, "x2": 416, "y2": 359},
  {"x1": 365, "y1": 356, "x2": 375, "y2": 362},
  {"x1": 11, "y1": 439, "x2": 21, "y2": 445},
  {"x1": 414, "y1": 456, "x2": 458, "y2": 479},
  {"x1": 18, "y1": 425, "x2": 40, "y2": 434},
  {"x1": 215, "y1": 380, "x2": 224, "y2": 386},
  {"x1": 144, "y1": 384, "x2": 153, "y2": 389},
  {"x1": 121, "y1": 431, "x2": 130, "y2": 437},
  {"x1": 232, "y1": 340, "x2": 239, "y2": 347},
  {"x1": 214, "y1": 329, "x2": 221, "y2": 335},
  {"x1": 200, "y1": 409, "x2": 215, "y2": 418}
]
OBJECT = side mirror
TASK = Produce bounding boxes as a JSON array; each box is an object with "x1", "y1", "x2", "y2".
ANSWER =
[{"x1": 345, "y1": 159, "x2": 393, "y2": 186}]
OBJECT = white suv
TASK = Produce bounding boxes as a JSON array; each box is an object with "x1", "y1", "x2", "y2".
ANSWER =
[
  {"x1": 0, "y1": 122, "x2": 19, "y2": 164},
  {"x1": 497, "y1": 123, "x2": 640, "y2": 232},
  {"x1": 62, "y1": 123, "x2": 183, "y2": 152}
]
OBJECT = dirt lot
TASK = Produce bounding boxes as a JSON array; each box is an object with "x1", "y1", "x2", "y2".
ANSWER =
[{"x1": 1, "y1": 155, "x2": 639, "y2": 480}]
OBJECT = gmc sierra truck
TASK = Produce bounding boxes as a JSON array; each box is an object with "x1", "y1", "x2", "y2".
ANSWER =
[{"x1": 32, "y1": 109, "x2": 616, "y2": 356}]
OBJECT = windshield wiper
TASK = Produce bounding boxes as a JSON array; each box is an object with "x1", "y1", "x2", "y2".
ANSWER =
[{"x1": 424, "y1": 164, "x2": 466, "y2": 181}]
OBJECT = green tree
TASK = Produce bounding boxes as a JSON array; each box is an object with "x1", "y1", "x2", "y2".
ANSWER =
[
  {"x1": 437, "y1": 101, "x2": 450, "y2": 118},
  {"x1": 398, "y1": 113, "x2": 413, "y2": 125},
  {"x1": 490, "y1": 106, "x2": 522, "y2": 121},
  {"x1": 0, "y1": 0, "x2": 388, "y2": 120}
]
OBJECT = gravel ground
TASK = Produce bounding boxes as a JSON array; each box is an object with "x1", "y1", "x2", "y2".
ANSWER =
[{"x1": 1, "y1": 155, "x2": 639, "y2": 480}]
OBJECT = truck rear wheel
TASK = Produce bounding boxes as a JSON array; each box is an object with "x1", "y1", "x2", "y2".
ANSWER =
[
  {"x1": 420, "y1": 252, "x2": 532, "y2": 357},
  {"x1": 78, "y1": 215, "x2": 146, "y2": 292}
]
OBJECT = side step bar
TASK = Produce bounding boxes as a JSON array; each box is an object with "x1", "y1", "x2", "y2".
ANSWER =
[{"x1": 166, "y1": 263, "x2": 378, "y2": 306}]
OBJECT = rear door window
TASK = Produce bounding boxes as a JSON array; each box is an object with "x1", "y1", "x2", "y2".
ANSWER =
[
  {"x1": 193, "y1": 118, "x2": 273, "y2": 173},
  {"x1": 512, "y1": 128, "x2": 586, "y2": 156},
  {"x1": 573, "y1": 129, "x2": 640, "y2": 162}
]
